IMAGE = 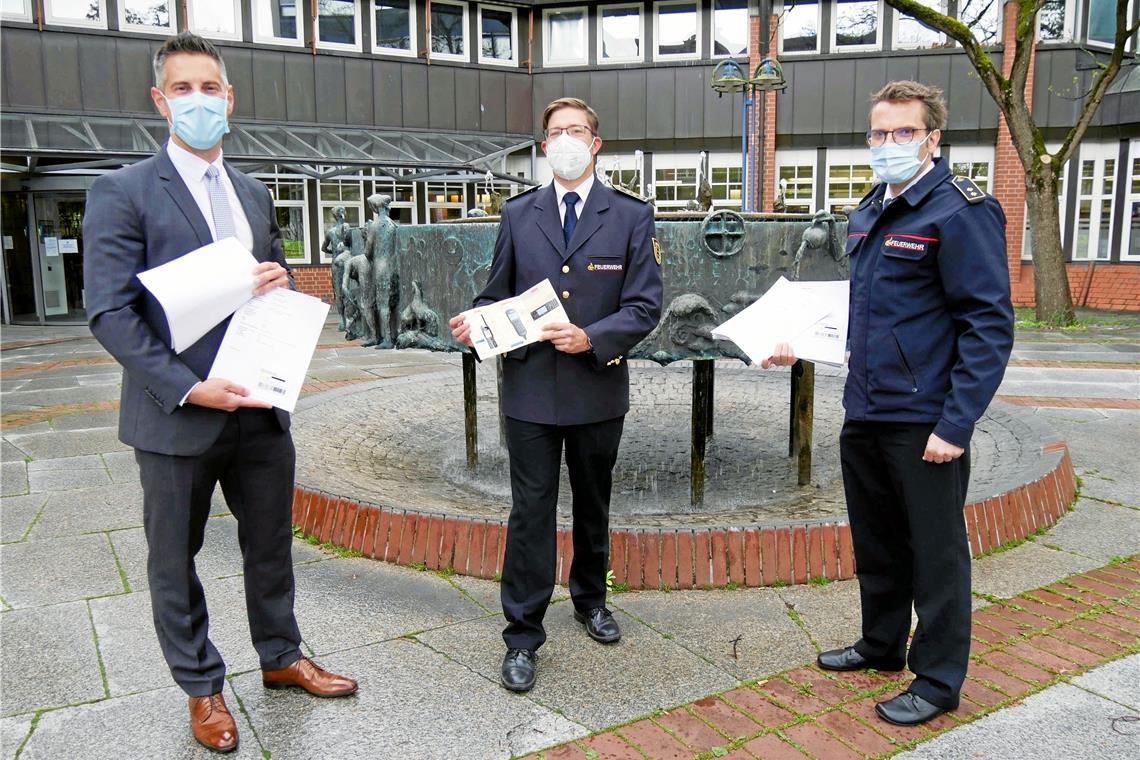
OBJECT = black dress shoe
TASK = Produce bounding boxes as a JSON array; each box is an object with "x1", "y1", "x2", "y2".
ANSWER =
[
  {"x1": 501, "y1": 648, "x2": 537, "y2": 692},
  {"x1": 875, "y1": 691, "x2": 948, "y2": 726},
  {"x1": 574, "y1": 607, "x2": 621, "y2": 643},
  {"x1": 817, "y1": 646, "x2": 905, "y2": 672}
]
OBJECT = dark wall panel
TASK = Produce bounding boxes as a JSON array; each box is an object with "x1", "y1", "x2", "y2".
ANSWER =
[
  {"x1": 427, "y1": 66, "x2": 456, "y2": 130},
  {"x1": 4, "y1": 30, "x2": 45, "y2": 108},
  {"x1": 78, "y1": 36, "x2": 119, "y2": 113},
  {"x1": 116, "y1": 38, "x2": 157, "y2": 115},
  {"x1": 532, "y1": 73, "x2": 566, "y2": 136},
  {"x1": 885, "y1": 56, "x2": 918, "y2": 87},
  {"x1": 41, "y1": 35, "x2": 82, "y2": 112},
  {"x1": 313, "y1": 56, "x2": 348, "y2": 126},
  {"x1": 562, "y1": 71, "x2": 591, "y2": 101},
  {"x1": 946, "y1": 55, "x2": 980, "y2": 132},
  {"x1": 821, "y1": 60, "x2": 857, "y2": 135},
  {"x1": 454, "y1": 68, "x2": 481, "y2": 131},
  {"x1": 344, "y1": 57, "x2": 375, "y2": 126},
  {"x1": 479, "y1": 70, "x2": 507, "y2": 133},
  {"x1": 505, "y1": 72, "x2": 532, "y2": 134},
  {"x1": 616, "y1": 70, "x2": 646, "y2": 141},
  {"x1": 251, "y1": 51, "x2": 287, "y2": 122},
  {"x1": 645, "y1": 69, "x2": 674, "y2": 139},
  {"x1": 588, "y1": 70, "x2": 620, "y2": 139},
  {"x1": 704, "y1": 83, "x2": 734, "y2": 138},
  {"x1": 374, "y1": 61, "x2": 404, "y2": 127},
  {"x1": 673, "y1": 67, "x2": 705, "y2": 139},
  {"x1": 225, "y1": 48, "x2": 255, "y2": 120},
  {"x1": 790, "y1": 60, "x2": 825, "y2": 136},
  {"x1": 284, "y1": 55, "x2": 317, "y2": 123},
  {"x1": 401, "y1": 64, "x2": 428, "y2": 127},
  {"x1": 916, "y1": 55, "x2": 952, "y2": 104}
]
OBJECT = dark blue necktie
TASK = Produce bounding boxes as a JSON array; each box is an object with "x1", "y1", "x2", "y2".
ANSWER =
[{"x1": 563, "y1": 191, "x2": 579, "y2": 245}]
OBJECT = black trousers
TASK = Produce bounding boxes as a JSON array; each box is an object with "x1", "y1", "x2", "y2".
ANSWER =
[
  {"x1": 840, "y1": 420, "x2": 972, "y2": 710},
  {"x1": 501, "y1": 415, "x2": 625, "y2": 651},
  {"x1": 135, "y1": 408, "x2": 302, "y2": 697}
]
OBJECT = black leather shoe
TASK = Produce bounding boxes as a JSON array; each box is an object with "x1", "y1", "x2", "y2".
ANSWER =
[
  {"x1": 875, "y1": 691, "x2": 948, "y2": 726},
  {"x1": 817, "y1": 646, "x2": 905, "y2": 672},
  {"x1": 574, "y1": 607, "x2": 621, "y2": 643},
  {"x1": 500, "y1": 648, "x2": 537, "y2": 692}
]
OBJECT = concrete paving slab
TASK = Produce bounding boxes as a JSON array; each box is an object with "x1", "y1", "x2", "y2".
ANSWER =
[
  {"x1": 0, "y1": 385, "x2": 120, "y2": 408},
  {"x1": 28, "y1": 483, "x2": 144, "y2": 539},
  {"x1": 898, "y1": 682, "x2": 1139, "y2": 759},
  {"x1": 231, "y1": 639, "x2": 587, "y2": 760},
  {"x1": 2, "y1": 428, "x2": 129, "y2": 460},
  {"x1": 50, "y1": 410, "x2": 120, "y2": 431},
  {"x1": 0, "y1": 462, "x2": 27, "y2": 497},
  {"x1": 418, "y1": 610, "x2": 739, "y2": 731},
  {"x1": 0, "y1": 441, "x2": 27, "y2": 464},
  {"x1": 971, "y1": 542, "x2": 1101, "y2": 600},
  {"x1": 100, "y1": 450, "x2": 139, "y2": 484},
  {"x1": 0, "y1": 533, "x2": 124, "y2": 608},
  {"x1": 0, "y1": 715, "x2": 32, "y2": 760},
  {"x1": 18, "y1": 684, "x2": 264, "y2": 760},
  {"x1": 614, "y1": 588, "x2": 816, "y2": 680},
  {"x1": 27, "y1": 464, "x2": 112, "y2": 493},
  {"x1": 1035, "y1": 408, "x2": 1140, "y2": 507},
  {"x1": 0, "y1": 494, "x2": 47, "y2": 543},
  {"x1": 0, "y1": 601, "x2": 105, "y2": 716},
  {"x1": 774, "y1": 580, "x2": 863, "y2": 653},
  {"x1": 446, "y1": 572, "x2": 504, "y2": 613},
  {"x1": 1043, "y1": 499, "x2": 1140, "y2": 563},
  {"x1": 1071, "y1": 654, "x2": 1140, "y2": 709},
  {"x1": 73, "y1": 373, "x2": 121, "y2": 387}
]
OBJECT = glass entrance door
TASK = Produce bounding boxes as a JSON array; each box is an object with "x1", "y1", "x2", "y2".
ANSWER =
[
  {"x1": 1, "y1": 193, "x2": 38, "y2": 323},
  {"x1": 33, "y1": 194, "x2": 88, "y2": 324}
]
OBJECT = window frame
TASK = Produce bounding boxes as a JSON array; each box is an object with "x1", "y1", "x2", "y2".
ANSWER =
[
  {"x1": 425, "y1": 182, "x2": 469, "y2": 222},
  {"x1": 44, "y1": 0, "x2": 108, "y2": 29},
  {"x1": 543, "y1": 6, "x2": 589, "y2": 67},
  {"x1": 1, "y1": 0, "x2": 33, "y2": 22},
  {"x1": 653, "y1": 0, "x2": 702, "y2": 61},
  {"x1": 430, "y1": 0, "x2": 471, "y2": 62},
  {"x1": 598, "y1": 3, "x2": 645, "y2": 64},
  {"x1": 893, "y1": 0, "x2": 947, "y2": 50},
  {"x1": 947, "y1": 145, "x2": 995, "y2": 194},
  {"x1": 1086, "y1": 0, "x2": 1134, "y2": 51},
  {"x1": 776, "y1": 149, "x2": 818, "y2": 214},
  {"x1": 477, "y1": 3, "x2": 519, "y2": 66},
  {"x1": 778, "y1": 0, "x2": 821, "y2": 56},
  {"x1": 825, "y1": 148, "x2": 875, "y2": 215},
  {"x1": 707, "y1": 151, "x2": 744, "y2": 208},
  {"x1": 652, "y1": 153, "x2": 701, "y2": 209},
  {"x1": 187, "y1": 0, "x2": 244, "y2": 42},
  {"x1": 370, "y1": 0, "x2": 418, "y2": 57},
  {"x1": 1036, "y1": 0, "x2": 1075, "y2": 42},
  {"x1": 710, "y1": 0, "x2": 750, "y2": 59},
  {"x1": 315, "y1": 0, "x2": 363, "y2": 52},
  {"x1": 1071, "y1": 141, "x2": 1119, "y2": 262},
  {"x1": 255, "y1": 170, "x2": 311, "y2": 265},
  {"x1": 957, "y1": 0, "x2": 1002, "y2": 47},
  {"x1": 251, "y1": 0, "x2": 305, "y2": 47},
  {"x1": 1122, "y1": 140, "x2": 1140, "y2": 262},
  {"x1": 831, "y1": 0, "x2": 883, "y2": 53},
  {"x1": 317, "y1": 176, "x2": 366, "y2": 265},
  {"x1": 118, "y1": 0, "x2": 175, "y2": 34}
]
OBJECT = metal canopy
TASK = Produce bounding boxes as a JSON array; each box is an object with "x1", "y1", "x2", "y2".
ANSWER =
[{"x1": 1, "y1": 113, "x2": 535, "y2": 177}]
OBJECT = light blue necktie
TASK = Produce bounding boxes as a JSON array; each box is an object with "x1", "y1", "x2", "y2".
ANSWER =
[{"x1": 204, "y1": 165, "x2": 235, "y2": 241}]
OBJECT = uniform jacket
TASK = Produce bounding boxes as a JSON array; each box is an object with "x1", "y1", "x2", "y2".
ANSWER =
[
  {"x1": 475, "y1": 179, "x2": 663, "y2": 425},
  {"x1": 843, "y1": 158, "x2": 1014, "y2": 448},
  {"x1": 83, "y1": 146, "x2": 292, "y2": 457}
]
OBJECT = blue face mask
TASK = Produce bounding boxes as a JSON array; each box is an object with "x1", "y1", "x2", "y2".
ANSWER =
[
  {"x1": 162, "y1": 91, "x2": 229, "y2": 150},
  {"x1": 869, "y1": 135, "x2": 931, "y2": 185}
]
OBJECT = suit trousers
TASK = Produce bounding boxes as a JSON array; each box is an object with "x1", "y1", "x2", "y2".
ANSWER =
[
  {"x1": 840, "y1": 420, "x2": 972, "y2": 709},
  {"x1": 501, "y1": 415, "x2": 625, "y2": 651},
  {"x1": 135, "y1": 407, "x2": 303, "y2": 697}
]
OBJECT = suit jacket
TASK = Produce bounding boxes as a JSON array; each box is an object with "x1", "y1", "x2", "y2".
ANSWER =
[
  {"x1": 475, "y1": 180, "x2": 663, "y2": 425},
  {"x1": 83, "y1": 147, "x2": 292, "y2": 456}
]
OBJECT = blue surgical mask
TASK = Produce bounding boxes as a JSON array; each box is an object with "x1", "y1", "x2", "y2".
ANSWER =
[
  {"x1": 869, "y1": 136, "x2": 931, "y2": 185},
  {"x1": 162, "y1": 91, "x2": 229, "y2": 150}
]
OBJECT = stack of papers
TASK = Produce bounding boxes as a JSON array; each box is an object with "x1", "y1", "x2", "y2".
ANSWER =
[
  {"x1": 712, "y1": 277, "x2": 849, "y2": 366},
  {"x1": 137, "y1": 238, "x2": 329, "y2": 411},
  {"x1": 462, "y1": 279, "x2": 569, "y2": 360}
]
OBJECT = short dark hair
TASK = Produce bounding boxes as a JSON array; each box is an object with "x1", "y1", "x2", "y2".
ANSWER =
[
  {"x1": 153, "y1": 32, "x2": 228, "y2": 89},
  {"x1": 869, "y1": 80, "x2": 947, "y2": 131}
]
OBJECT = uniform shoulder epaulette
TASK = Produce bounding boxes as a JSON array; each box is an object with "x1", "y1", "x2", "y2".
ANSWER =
[
  {"x1": 504, "y1": 184, "x2": 541, "y2": 203},
  {"x1": 949, "y1": 175, "x2": 987, "y2": 204},
  {"x1": 610, "y1": 183, "x2": 650, "y2": 203}
]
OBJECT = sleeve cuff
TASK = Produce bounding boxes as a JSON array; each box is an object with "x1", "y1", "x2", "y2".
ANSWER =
[{"x1": 933, "y1": 418, "x2": 972, "y2": 450}]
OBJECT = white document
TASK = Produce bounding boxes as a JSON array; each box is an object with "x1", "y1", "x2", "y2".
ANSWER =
[
  {"x1": 44, "y1": 237, "x2": 59, "y2": 257},
  {"x1": 137, "y1": 238, "x2": 259, "y2": 353},
  {"x1": 462, "y1": 278, "x2": 569, "y2": 360},
  {"x1": 711, "y1": 277, "x2": 830, "y2": 364},
  {"x1": 786, "y1": 280, "x2": 850, "y2": 366},
  {"x1": 59, "y1": 238, "x2": 79, "y2": 254},
  {"x1": 207, "y1": 288, "x2": 329, "y2": 413}
]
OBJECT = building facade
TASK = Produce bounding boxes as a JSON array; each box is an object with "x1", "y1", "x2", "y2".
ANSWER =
[{"x1": 1, "y1": 0, "x2": 1137, "y2": 324}]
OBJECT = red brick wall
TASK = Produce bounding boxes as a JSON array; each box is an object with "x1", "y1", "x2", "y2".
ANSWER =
[
  {"x1": 293, "y1": 265, "x2": 334, "y2": 304},
  {"x1": 747, "y1": 15, "x2": 780, "y2": 212},
  {"x1": 1013, "y1": 263, "x2": 1140, "y2": 311}
]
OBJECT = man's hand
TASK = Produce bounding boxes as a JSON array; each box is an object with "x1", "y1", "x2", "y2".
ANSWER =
[
  {"x1": 923, "y1": 434, "x2": 964, "y2": 464},
  {"x1": 541, "y1": 323, "x2": 591, "y2": 354},
  {"x1": 187, "y1": 378, "x2": 272, "y2": 411},
  {"x1": 449, "y1": 314, "x2": 473, "y2": 347},
  {"x1": 761, "y1": 342, "x2": 797, "y2": 369},
  {"x1": 252, "y1": 261, "x2": 290, "y2": 296}
]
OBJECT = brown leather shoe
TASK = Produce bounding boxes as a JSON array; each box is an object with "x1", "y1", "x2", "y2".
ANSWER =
[
  {"x1": 188, "y1": 693, "x2": 238, "y2": 753},
  {"x1": 262, "y1": 656, "x2": 358, "y2": 697}
]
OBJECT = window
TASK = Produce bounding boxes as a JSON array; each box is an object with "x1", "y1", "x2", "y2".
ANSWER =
[
  {"x1": 318, "y1": 177, "x2": 364, "y2": 264},
  {"x1": 374, "y1": 0, "x2": 416, "y2": 56},
  {"x1": 479, "y1": 4, "x2": 518, "y2": 65},
  {"x1": 894, "y1": 0, "x2": 946, "y2": 49},
  {"x1": 1021, "y1": 144, "x2": 1065, "y2": 260},
  {"x1": 949, "y1": 146, "x2": 994, "y2": 193},
  {"x1": 780, "y1": 0, "x2": 820, "y2": 54},
  {"x1": 709, "y1": 153, "x2": 743, "y2": 207},
  {"x1": 188, "y1": 0, "x2": 242, "y2": 40},
  {"x1": 372, "y1": 177, "x2": 418, "y2": 225},
  {"x1": 712, "y1": 0, "x2": 748, "y2": 57},
  {"x1": 600, "y1": 4, "x2": 643, "y2": 62},
  {"x1": 833, "y1": 0, "x2": 880, "y2": 51},
  {"x1": 826, "y1": 151, "x2": 874, "y2": 214},
  {"x1": 1073, "y1": 144, "x2": 1117, "y2": 261},
  {"x1": 544, "y1": 7, "x2": 588, "y2": 66},
  {"x1": 258, "y1": 172, "x2": 310, "y2": 263},
  {"x1": 603, "y1": 153, "x2": 645, "y2": 196},
  {"x1": 119, "y1": 0, "x2": 174, "y2": 33},
  {"x1": 776, "y1": 151, "x2": 816, "y2": 213},
  {"x1": 958, "y1": 0, "x2": 1001, "y2": 45},
  {"x1": 431, "y1": 0, "x2": 468, "y2": 60},
  {"x1": 317, "y1": 0, "x2": 361, "y2": 50},
  {"x1": 1, "y1": 0, "x2": 33, "y2": 22},
  {"x1": 655, "y1": 1, "x2": 700, "y2": 60},
  {"x1": 1088, "y1": 0, "x2": 1131, "y2": 49},
  {"x1": 252, "y1": 0, "x2": 304, "y2": 46},
  {"x1": 45, "y1": 0, "x2": 107, "y2": 28},
  {"x1": 427, "y1": 183, "x2": 468, "y2": 222},
  {"x1": 1037, "y1": 0, "x2": 1073, "y2": 41},
  {"x1": 653, "y1": 156, "x2": 700, "y2": 209},
  {"x1": 1122, "y1": 141, "x2": 1140, "y2": 261}
]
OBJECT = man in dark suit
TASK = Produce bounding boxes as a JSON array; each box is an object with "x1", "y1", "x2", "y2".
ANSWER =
[
  {"x1": 83, "y1": 33, "x2": 356, "y2": 754},
  {"x1": 449, "y1": 97, "x2": 663, "y2": 692}
]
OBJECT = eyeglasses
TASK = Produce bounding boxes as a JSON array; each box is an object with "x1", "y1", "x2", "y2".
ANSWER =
[
  {"x1": 545, "y1": 125, "x2": 595, "y2": 141},
  {"x1": 866, "y1": 127, "x2": 930, "y2": 147}
]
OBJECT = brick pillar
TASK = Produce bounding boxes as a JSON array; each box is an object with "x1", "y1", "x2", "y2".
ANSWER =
[
  {"x1": 746, "y1": 14, "x2": 779, "y2": 212},
  {"x1": 991, "y1": 0, "x2": 1036, "y2": 283}
]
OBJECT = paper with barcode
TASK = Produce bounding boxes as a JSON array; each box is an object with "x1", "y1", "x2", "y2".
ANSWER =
[{"x1": 207, "y1": 287, "x2": 329, "y2": 412}]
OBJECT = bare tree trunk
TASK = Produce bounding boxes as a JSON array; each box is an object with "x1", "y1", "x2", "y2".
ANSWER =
[{"x1": 1024, "y1": 168, "x2": 1074, "y2": 325}]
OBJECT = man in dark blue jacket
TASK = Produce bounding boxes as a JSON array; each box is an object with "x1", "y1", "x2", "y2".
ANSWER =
[
  {"x1": 766, "y1": 81, "x2": 1014, "y2": 725},
  {"x1": 449, "y1": 97, "x2": 663, "y2": 692}
]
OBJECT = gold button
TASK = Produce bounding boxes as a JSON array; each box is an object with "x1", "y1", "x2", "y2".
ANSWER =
[
  {"x1": 561, "y1": 290, "x2": 570, "y2": 300},
  {"x1": 561, "y1": 265, "x2": 570, "y2": 274}
]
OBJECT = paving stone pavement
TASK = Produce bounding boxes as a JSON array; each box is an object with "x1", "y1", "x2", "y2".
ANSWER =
[{"x1": 0, "y1": 321, "x2": 1137, "y2": 759}]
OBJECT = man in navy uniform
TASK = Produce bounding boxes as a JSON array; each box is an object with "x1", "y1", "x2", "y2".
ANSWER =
[
  {"x1": 765, "y1": 81, "x2": 1013, "y2": 725},
  {"x1": 449, "y1": 97, "x2": 663, "y2": 692}
]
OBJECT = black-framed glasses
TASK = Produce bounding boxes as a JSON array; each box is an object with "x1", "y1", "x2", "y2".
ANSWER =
[
  {"x1": 866, "y1": 127, "x2": 930, "y2": 147},
  {"x1": 544, "y1": 125, "x2": 595, "y2": 140}
]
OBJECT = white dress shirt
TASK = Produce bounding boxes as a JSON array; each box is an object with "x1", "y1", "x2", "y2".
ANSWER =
[
  {"x1": 166, "y1": 139, "x2": 254, "y2": 252},
  {"x1": 554, "y1": 172, "x2": 595, "y2": 225}
]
